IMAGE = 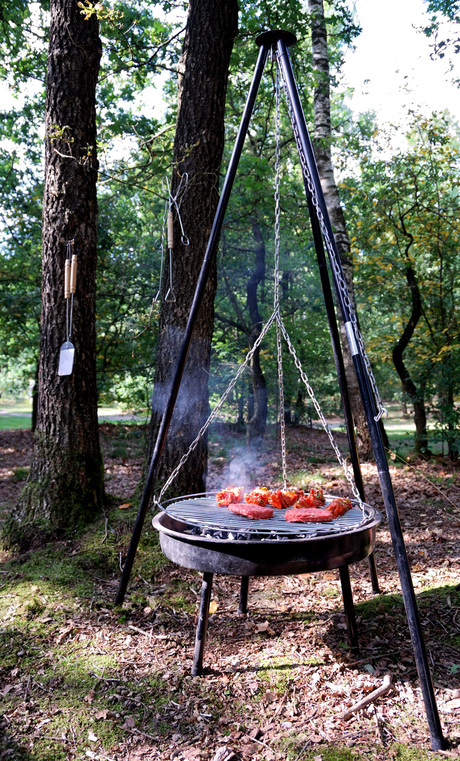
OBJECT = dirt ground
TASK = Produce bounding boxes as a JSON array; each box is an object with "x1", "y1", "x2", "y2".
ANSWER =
[{"x1": 0, "y1": 423, "x2": 459, "y2": 760}]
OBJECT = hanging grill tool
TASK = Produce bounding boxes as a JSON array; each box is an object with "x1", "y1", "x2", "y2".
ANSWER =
[
  {"x1": 58, "y1": 239, "x2": 77, "y2": 376},
  {"x1": 116, "y1": 31, "x2": 445, "y2": 751},
  {"x1": 155, "y1": 173, "x2": 190, "y2": 303}
]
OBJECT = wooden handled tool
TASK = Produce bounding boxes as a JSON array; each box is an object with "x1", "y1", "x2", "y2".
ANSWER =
[
  {"x1": 64, "y1": 258, "x2": 71, "y2": 299},
  {"x1": 70, "y1": 254, "x2": 77, "y2": 293}
]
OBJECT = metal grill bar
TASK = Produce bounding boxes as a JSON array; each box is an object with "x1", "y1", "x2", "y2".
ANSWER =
[{"x1": 161, "y1": 494, "x2": 376, "y2": 542}]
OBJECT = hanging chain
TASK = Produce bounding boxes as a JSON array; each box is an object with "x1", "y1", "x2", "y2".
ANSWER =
[
  {"x1": 157, "y1": 312, "x2": 278, "y2": 504},
  {"x1": 273, "y1": 67, "x2": 287, "y2": 489},
  {"x1": 278, "y1": 316, "x2": 363, "y2": 505},
  {"x1": 156, "y1": 55, "x2": 380, "y2": 508},
  {"x1": 275, "y1": 53, "x2": 386, "y2": 423}
]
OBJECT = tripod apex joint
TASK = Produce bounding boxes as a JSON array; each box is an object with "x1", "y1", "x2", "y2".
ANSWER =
[{"x1": 256, "y1": 30, "x2": 297, "y2": 49}]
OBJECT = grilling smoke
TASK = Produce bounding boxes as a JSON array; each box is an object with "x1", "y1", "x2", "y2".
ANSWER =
[{"x1": 221, "y1": 452, "x2": 256, "y2": 492}]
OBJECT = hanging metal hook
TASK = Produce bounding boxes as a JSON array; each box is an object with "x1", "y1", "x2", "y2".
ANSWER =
[{"x1": 156, "y1": 173, "x2": 190, "y2": 303}]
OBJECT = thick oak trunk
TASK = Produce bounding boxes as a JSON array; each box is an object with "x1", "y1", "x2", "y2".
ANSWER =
[
  {"x1": 308, "y1": 0, "x2": 373, "y2": 459},
  {"x1": 13, "y1": 0, "x2": 104, "y2": 539},
  {"x1": 146, "y1": 0, "x2": 238, "y2": 499}
]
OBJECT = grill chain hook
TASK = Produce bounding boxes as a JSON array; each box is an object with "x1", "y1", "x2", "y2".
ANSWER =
[{"x1": 275, "y1": 52, "x2": 387, "y2": 424}]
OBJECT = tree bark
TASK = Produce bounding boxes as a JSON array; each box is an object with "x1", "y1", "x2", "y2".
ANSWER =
[
  {"x1": 13, "y1": 0, "x2": 104, "y2": 540},
  {"x1": 145, "y1": 0, "x2": 238, "y2": 500},
  {"x1": 392, "y1": 263, "x2": 429, "y2": 455},
  {"x1": 308, "y1": 0, "x2": 373, "y2": 459}
]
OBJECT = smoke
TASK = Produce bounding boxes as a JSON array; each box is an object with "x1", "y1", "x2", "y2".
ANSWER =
[{"x1": 220, "y1": 449, "x2": 260, "y2": 491}]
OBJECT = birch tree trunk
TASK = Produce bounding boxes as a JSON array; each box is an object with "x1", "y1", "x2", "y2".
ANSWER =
[
  {"x1": 308, "y1": 0, "x2": 373, "y2": 459},
  {"x1": 12, "y1": 0, "x2": 105, "y2": 543},
  {"x1": 145, "y1": 0, "x2": 238, "y2": 500}
]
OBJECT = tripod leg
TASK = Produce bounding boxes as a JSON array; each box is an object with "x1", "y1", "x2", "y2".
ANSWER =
[
  {"x1": 367, "y1": 552, "x2": 380, "y2": 594},
  {"x1": 192, "y1": 572, "x2": 213, "y2": 676},
  {"x1": 239, "y1": 576, "x2": 250, "y2": 615},
  {"x1": 339, "y1": 565, "x2": 359, "y2": 653}
]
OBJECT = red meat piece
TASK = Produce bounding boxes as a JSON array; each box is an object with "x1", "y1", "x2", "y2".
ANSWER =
[
  {"x1": 324, "y1": 497, "x2": 352, "y2": 518},
  {"x1": 296, "y1": 493, "x2": 323, "y2": 509},
  {"x1": 217, "y1": 486, "x2": 244, "y2": 506},
  {"x1": 284, "y1": 507, "x2": 333, "y2": 523},
  {"x1": 269, "y1": 489, "x2": 302, "y2": 509},
  {"x1": 294, "y1": 486, "x2": 325, "y2": 509},
  {"x1": 228, "y1": 503, "x2": 273, "y2": 520},
  {"x1": 245, "y1": 487, "x2": 271, "y2": 506}
]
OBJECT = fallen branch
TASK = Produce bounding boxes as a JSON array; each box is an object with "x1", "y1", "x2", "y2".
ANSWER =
[{"x1": 340, "y1": 674, "x2": 392, "y2": 720}]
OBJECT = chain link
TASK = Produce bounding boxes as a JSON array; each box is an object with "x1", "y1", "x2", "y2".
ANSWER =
[
  {"x1": 278, "y1": 316, "x2": 363, "y2": 505},
  {"x1": 273, "y1": 67, "x2": 287, "y2": 489},
  {"x1": 275, "y1": 53, "x2": 386, "y2": 423},
  {"x1": 156, "y1": 53, "x2": 382, "y2": 508},
  {"x1": 157, "y1": 312, "x2": 277, "y2": 503}
]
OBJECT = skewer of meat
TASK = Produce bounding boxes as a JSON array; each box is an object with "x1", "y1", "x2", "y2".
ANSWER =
[
  {"x1": 244, "y1": 487, "x2": 271, "y2": 505},
  {"x1": 324, "y1": 497, "x2": 352, "y2": 518},
  {"x1": 216, "y1": 486, "x2": 244, "y2": 506},
  {"x1": 294, "y1": 486, "x2": 325, "y2": 509},
  {"x1": 269, "y1": 488, "x2": 303, "y2": 509}
]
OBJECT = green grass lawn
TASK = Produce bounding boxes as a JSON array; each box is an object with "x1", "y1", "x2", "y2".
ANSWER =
[
  {"x1": 0, "y1": 399, "x2": 32, "y2": 430},
  {"x1": 0, "y1": 399, "x2": 148, "y2": 430},
  {"x1": 0, "y1": 397, "x2": 448, "y2": 457},
  {"x1": 0, "y1": 414, "x2": 32, "y2": 430}
]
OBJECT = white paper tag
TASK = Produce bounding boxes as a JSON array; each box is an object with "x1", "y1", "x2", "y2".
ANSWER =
[{"x1": 58, "y1": 341, "x2": 75, "y2": 376}]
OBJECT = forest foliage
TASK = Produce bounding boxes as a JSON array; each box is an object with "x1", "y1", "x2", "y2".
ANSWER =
[{"x1": 0, "y1": 0, "x2": 459, "y2": 457}]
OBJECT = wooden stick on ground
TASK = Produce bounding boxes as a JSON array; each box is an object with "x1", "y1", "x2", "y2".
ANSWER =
[{"x1": 340, "y1": 674, "x2": 392, "y2": 721}]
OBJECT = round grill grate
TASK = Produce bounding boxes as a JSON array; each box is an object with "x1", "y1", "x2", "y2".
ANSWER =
[{"x1": 161, "y1": 493, "x2": 377, "y2": 543}]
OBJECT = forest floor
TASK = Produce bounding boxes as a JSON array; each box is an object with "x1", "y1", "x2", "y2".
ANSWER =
[{"x1": 0, "y1": 422, "x2": 459, "y2": 761}]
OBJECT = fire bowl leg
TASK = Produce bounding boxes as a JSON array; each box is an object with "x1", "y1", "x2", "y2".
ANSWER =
[
  {"x1": 367, "y1": 552, "x2": 380, "y2": 594},
  {"x1": 339, "y1": 565, "x2": 359, "y2": 653},
  {"x1": 239, "y1": 576, "x2": 250, "y2": 615},
  {"x1": 192, "y1": 571, "x2": 214, "y2": 676}
]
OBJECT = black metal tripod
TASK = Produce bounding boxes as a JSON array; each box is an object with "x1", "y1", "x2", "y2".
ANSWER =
[{"x1": 116, "y1": 30, "x2": 445, "y2": 751}]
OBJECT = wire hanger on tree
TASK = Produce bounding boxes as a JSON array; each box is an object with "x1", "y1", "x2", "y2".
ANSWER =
[
  {"x1": 58, "y1": 239, "x2": 77, "y2": 376},
  {"x1": 155, "y1": 172, "x2": 190, "y2": 303}
]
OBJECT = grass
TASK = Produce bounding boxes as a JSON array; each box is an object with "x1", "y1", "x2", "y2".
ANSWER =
[
  {"x1": 0, "y1": 502, "x2": 457, "y2": 760},
  {"x1": 0, "y1": 502, "x2": 180, "y2": 760},
  {"x1": 273, "y1": 740, "x2": 441, "y2": 761},
  {"x1": 0, "y1": 397, "x2": 451, "y2": 462},
  {"x1": 1, "y1": 413, "x2": 458, "y2": 759},
  {"x1": 0, "y1": 414, "x2": 32, "y2": 430},
  {"x1": 0, "y1": 397, "x2": 149, "y2": 431}
]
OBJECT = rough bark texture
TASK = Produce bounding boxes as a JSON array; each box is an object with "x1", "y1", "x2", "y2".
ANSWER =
[
  {"x1": 308, "y1": 0, "x2": 373, "y2": 460},
  {"x1": 392, "y1": 264, "x2": 429, "y2": 454},
  {"x1": 14, "y1": 0, "x2": 104, "y2": 536},
  {"x1": 146, "y1": 0, "x2": 238, "y2": 499}
]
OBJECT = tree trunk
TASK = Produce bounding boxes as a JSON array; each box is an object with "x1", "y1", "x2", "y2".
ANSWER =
[
  {"x1": 31, "y1": 363, "x2": 39, "y2": 433},
  {"x1": 392, "y1": 263, "x2": 429, "y2": 455},
  {"x1": 145, "y1": 0, "x2": 238, "y2": 500},
  {"x1": 308, "y1": 0, "x2": 373, "y2": 460},
  {"x1": 13, "y1": 0, "x2": 104, "y2": 541}
]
